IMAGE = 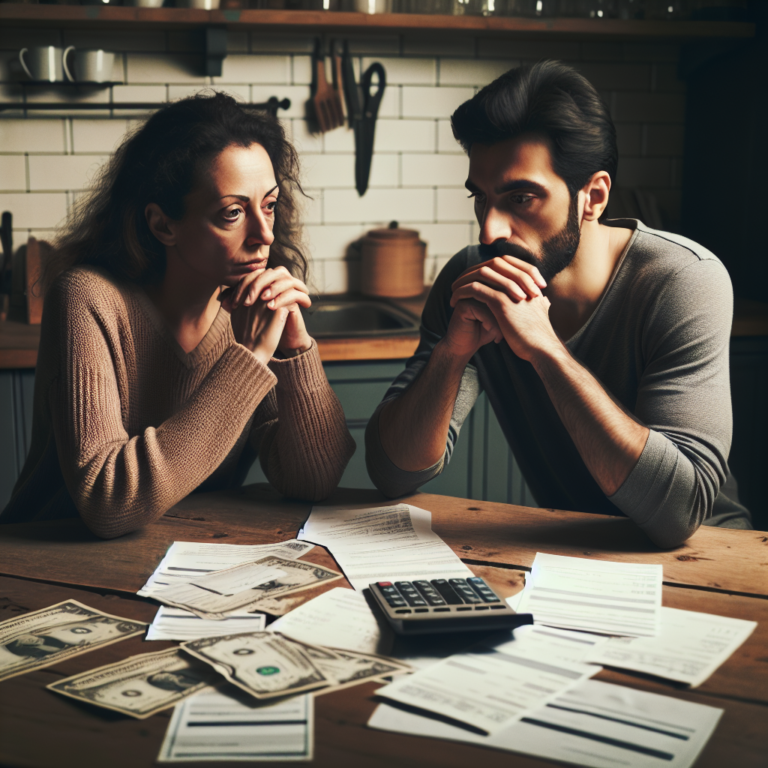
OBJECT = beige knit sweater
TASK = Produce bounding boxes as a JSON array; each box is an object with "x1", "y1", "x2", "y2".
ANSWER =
[{"x1": 1, "y1": 266, "x2": 355, "y2": 538}]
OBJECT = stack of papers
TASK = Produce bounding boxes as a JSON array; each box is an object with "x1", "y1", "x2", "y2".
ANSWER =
[
  {"x1": 138, "y1": 540, "x2": 315, "y2": 598},
  {"x1": 369, "y1": 679, "x2": 723, "y2": 768},
  {"x1": 516, "y1": 553, "x2": 663, "y2": 636},
  {"x1": 158, "y1": 689, "x2": 314, "y2": 763},
  {"x1": 376, "y1": 644, "x2": 600, "y2": 734},
  {"x1": 586, "y1": 606, "x2": 757, "y2": 687},
  {"x1": 269, "y1": 587, "x2": 392, "y2": 656},
  {"x1": 146, "y1": 607, "x2": 266, "y2": 642},
  {"x1": 298, "y1": 504, "x2": 473, "y2": 591}
]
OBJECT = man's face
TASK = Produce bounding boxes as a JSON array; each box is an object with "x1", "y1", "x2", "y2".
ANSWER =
[{"x1": 467, "y1": 136, "x2": 581, "y2": 282}]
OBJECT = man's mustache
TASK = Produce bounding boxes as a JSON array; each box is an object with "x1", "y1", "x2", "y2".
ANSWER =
[{"x1": 478, "y1": 240, "x2": 538, "y2": 264}]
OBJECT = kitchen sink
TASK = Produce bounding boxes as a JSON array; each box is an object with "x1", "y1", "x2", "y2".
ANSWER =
[{"x1": 301, "y1": 296, "x2": 420, "y2": 338}]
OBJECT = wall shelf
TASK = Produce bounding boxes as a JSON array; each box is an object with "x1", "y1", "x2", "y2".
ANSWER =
[{"x1": 0, "y1": 6, "x2": 756, "y2": 40}]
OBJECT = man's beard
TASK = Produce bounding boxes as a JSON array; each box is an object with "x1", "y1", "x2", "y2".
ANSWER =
[{"x1": 478, "y1": 194, "x2": 581, "y2": 283}]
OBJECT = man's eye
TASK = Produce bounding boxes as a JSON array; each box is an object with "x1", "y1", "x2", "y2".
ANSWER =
[{"x1": 510, "y1": 194, "x2": 534, "y2": 205}]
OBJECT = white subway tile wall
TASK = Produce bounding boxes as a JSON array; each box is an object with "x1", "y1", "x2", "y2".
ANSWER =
[{"x1": 0, "y1": 33, "x2": 686, "y2": 294}]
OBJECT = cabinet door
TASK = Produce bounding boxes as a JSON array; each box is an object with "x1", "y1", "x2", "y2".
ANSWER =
[{"x1": 0, "y1": 369, "x2": 35, "y2": 509}]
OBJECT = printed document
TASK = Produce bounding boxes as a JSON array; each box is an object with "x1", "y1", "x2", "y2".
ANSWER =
[
  {"x1": 298, "y1": 504, "x2": 472, "y2": 591},
  {"x1": 138, "y1": 540, "x2": 315, "y2": 598},
  {"x1": 146, "y1": 606, "x2": 266, "y2": 642},
  {"x1": 375, "y1": 645, "x2": 599, "y2": 734},
  {"x1": 517, "y1": 553, "x2": 663, "y2": 636},
  {"x1": 269, "y1": 587, "x2": 392, "y2": 656},
  {"x1": 368, "y1": 678, "x2": 722, "y2": 768},
  {"x1": 586, "y1": 606, "x2": 757, "y2": 687},
  {"x1": 158, "y1": 688, "x2": 313, "y2": 762}
]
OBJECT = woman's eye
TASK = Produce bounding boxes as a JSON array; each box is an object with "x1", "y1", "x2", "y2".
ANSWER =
[
  {"x1": 264, "y1": 200, "x2": 278, "y2": 214},
  {"x1": 222, "y1": 207, "x2": 243, "y2": 221}
]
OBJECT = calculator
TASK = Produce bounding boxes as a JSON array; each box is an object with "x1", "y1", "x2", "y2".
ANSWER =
[{"x1": 368, "y1": 577, "x2": 533, "y2": 636}]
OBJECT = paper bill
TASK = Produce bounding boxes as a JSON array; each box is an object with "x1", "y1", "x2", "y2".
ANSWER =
[
  {"x1": 158, "y1": 688, "x2": 313, "y2": 762},
  {"x1": 517, "y1": 552, "x2": 663, "y2": 637},
  {"x1": 369, "y1": 679, "x2": 723, "y2": 768},
  {"x1": 296, "y1": 642, "x2": 410, "y2": 694},
  {"x1": 47, "y1": 648, "x2": 220, "y2": 719},
  {"x1": 154, "y1": 557, "x2": 343, "y2": 620},
  {"x1": 376, "y1": 645, "x2": 599, "y2": 735},
  {"x1": 269, "y1": 587, "x2": 392, "y2": 655},
  {"x1": 585, "y1": 606, "x2": 757, "y2": 687},
  {"x1": 0, "y1": 600, "x2": 147, "y2": 683},
  {"x1": 146, "y1": 607, "x2": 266, "y2": 642},
  {"x1": 182, "y1": 631, "x2": 329, "y2": 700},
  {"x1": 138, "y1": 539, "x2": 315, "y2": 598},
  {"x1": 486, "y1": 624, "x2": 608, "y2": 666},
  {"x1": 298, "y1": 504, "x2": 473, "y2": 591}
]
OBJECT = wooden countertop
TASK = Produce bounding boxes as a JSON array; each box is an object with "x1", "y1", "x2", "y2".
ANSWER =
[{"x1": 2, "y1": 294, "x2": 766, "y2": 369}]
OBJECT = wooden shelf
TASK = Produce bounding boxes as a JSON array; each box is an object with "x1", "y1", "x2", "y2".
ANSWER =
[{"x1": 0, "y1": 6, "x2": 756, "y2": 40}]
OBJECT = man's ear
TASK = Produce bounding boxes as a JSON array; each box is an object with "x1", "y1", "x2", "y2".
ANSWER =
[
  {"x1": 145, "y1": 203, "x2": 176, "y2": 247},
  {"x1": 581, "y1": 171, "x2": 611, "y2": 222}
]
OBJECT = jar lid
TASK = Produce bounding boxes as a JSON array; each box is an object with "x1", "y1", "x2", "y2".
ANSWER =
[{"x1": 365, "y1": 221, "x2": 420, "y2": 240}]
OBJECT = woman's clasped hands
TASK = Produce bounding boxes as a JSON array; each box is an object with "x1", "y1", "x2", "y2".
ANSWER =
[{"x1": 220, "y1": 266, "x2": 313, "y2": 366}]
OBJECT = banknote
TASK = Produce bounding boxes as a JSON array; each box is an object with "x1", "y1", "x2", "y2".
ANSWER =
[
  {"x1": 297, "y1": 643, "x2": 411, "y2": 695},
  {"x1": 155, "y1": 557, "x2": 343, "y2": 620},
  {"x1": 0, "y1": 600, "x2": 147, "y2": 683},
  {"x1": 182, "y1": 631, "x2": 330, "y2": 699},
  {"x1": 47, "y1": 648, "x2": 221, "y2": 719}
]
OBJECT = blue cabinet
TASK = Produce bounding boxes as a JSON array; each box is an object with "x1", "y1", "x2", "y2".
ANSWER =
[{"x1": 244, "y1": 359, "x2": 535, "y2": 506}]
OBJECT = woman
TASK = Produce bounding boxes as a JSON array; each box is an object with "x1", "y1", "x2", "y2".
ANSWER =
[{"x1": 1, "y1": 92, "x2": 355, "y2": 538}]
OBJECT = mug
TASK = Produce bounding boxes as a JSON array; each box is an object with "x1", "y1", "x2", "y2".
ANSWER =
[
  {"x1": 63, "y1": 49, "x2": 115, "y2": 83},
  {"x1": 353, "y1": 0, "x2": 391, "y2": 11},
  {"x1": 18, "y1": 46, "x2": 69, "y2": 82},
  {"x1": 175, "y1": 0, "x2": 221, "y2": 7}
]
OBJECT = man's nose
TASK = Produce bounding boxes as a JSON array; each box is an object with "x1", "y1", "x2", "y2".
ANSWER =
[
  {"x1": 245, "y1": 209, "x2": 275, "y2": 247},
  {"x1": 479, "y1": 205, "x2": 512, "y2": 246}
]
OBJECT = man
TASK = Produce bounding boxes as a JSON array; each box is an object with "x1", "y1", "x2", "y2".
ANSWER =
[{"x1": 365, "y1": 60, "x2": 750, "y2": 548}]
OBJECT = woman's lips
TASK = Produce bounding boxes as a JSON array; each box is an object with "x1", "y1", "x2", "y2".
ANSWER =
[{"x1": 233, "y1": 260, "x2": 267, "y2": 273}]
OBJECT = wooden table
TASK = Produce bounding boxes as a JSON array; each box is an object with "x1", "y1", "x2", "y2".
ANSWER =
[{"x1": 1, "y1": 485, "x2": 767, "y2": 767}]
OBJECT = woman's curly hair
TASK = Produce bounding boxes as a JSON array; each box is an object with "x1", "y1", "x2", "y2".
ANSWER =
[{"x1": 44, "y1": 91, "x2": 308, "y2": 293}]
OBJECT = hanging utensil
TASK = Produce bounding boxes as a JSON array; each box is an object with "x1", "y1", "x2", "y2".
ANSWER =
[
  {"x1": 354, "y1": 62, "x2": 386, "y2": 197},
  {"x1": 341, "y1": 40, "x2": 361, "y2": 132},
  {"x1": 331, "y1": 40, "x2": 346, "y2": 125},
  {"x1": 311, "y1": 38, "x2": 343, "y2": 134}
]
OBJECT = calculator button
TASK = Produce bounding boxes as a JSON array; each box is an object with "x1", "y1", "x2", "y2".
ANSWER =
[
  {"x1": 430, "y1": 579, "x2": 463, "y2": 605},
  {"x1": 466, "y1": 577, "x2": 502, "y2": 603},
  {"x1": 394, "y1": 582, "x2": 427, "y2": 607},
  {"x1": 413, "y1": 580, "x2": 447, "y2": 606},
  {"x1": 448, "y1": 579, "x2": 482, "y2": 604}
]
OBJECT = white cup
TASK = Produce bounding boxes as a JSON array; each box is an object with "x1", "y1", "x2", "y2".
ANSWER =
[
  {"x1": 175, "y1": 0, "x2": 221, "y2": 8},
  {"x1": 18, "y1": 46, "x2": 68, "y2": 82},
  {"x1": 63, "y1": 49, "x2": 115, "y2": 83},
  {"x1": 125, "y1": 0, "x2": 165, "y2": 6},
  {"x1": 354, "y1": 0, "x2": 391, "y2": 11}
]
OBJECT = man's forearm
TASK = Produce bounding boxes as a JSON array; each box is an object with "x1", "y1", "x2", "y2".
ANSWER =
[
  {"x1": 378, "y1": 339, "x2": 471, "y2": 472},
  {"x1": 531, "y1": 343, "x2": 650, "y2": 497}
]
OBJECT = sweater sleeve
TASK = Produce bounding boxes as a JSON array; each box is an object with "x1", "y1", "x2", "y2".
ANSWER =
[
  {"x1": 248, "y1": 341, "x2": 356, "y2": 501},
  {"x1": 608, "y1": 259, "x2": 734, "y2": 548},
  {"x1": 48, "y1": 280, "x2": 277, "y2": 539}
]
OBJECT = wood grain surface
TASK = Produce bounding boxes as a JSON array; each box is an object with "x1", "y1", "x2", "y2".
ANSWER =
[
  {"x1": 1, "y1": 486, "x2": 765, "y2": 597},
  {"x1": 1, "y1": 575, "x2": 766, "y2": 768}
]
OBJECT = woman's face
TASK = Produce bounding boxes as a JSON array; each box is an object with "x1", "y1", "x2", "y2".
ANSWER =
[{"x1": 168, "y1": 142, "x2": 278, "y2": 287}]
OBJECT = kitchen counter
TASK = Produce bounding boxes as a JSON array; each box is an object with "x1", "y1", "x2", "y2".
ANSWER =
[{"x1": 1, "y1": 293, "x2": 766, "y2": 369}]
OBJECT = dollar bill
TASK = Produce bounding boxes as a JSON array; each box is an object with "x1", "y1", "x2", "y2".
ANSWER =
[
  {"x1": 47, "y1": 648, "x2": 221, "y2": 719},
  {"x1": 182, "y1": 631, "x2": 330, "y2": 700},
  {"x1": 297, "y1": 643, "x2": 411, "y2": 694},
  {"x1": 0, "y1": 600, "x2": 147, "y2": 683},
  {"x1": 155, "y1": 557, "x2": 343, "y2": 620}
]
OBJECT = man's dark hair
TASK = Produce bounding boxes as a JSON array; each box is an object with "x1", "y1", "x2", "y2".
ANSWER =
[{"x1": 451, "y1": 60, "x2": 618, "y2": 197}]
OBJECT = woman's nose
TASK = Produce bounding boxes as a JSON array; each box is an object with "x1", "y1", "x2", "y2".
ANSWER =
[
  {"x1": 245, "y1": 209, "x2": 274, "y2": 247},
  {"x1": 479, "y1": 205, "x2": 512, "y2": 246}
]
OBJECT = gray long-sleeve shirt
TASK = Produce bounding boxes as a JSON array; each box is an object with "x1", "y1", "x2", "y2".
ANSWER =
[{"x1": 365, "y1": 220, "x2": 751, "y2": 548}]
